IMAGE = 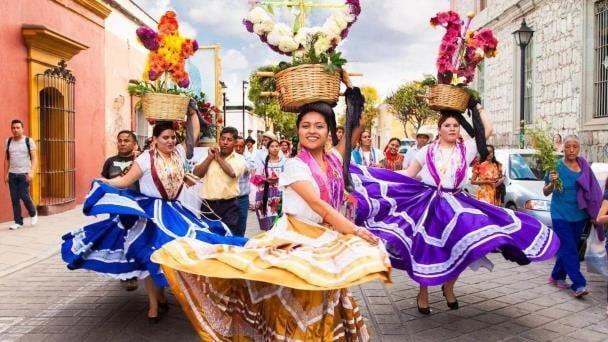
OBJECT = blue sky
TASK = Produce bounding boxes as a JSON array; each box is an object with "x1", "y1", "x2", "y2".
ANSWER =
[{"x1": 134, "y1": 0, "x2": 449, "y2": 103}]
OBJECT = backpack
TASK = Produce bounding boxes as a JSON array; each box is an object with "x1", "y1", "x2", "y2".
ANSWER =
[{"x1": 6, "y1": 137, "x2": 32, "y2": 161}]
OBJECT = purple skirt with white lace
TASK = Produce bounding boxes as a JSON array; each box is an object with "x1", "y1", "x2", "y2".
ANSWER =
[{"x1": 350, "y1": 165, "x2": 560, "y2": 286}]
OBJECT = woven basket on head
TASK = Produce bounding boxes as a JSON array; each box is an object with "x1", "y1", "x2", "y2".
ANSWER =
[
  {"x1": 427, "y1": 84, "x2": 470, "y2": 113},
  {"x1": 274, "y1": 64, "x2": 341, "y2": 112},
  {"x1": 142, "y1": 93, "x2": 190, "y2": 122}
]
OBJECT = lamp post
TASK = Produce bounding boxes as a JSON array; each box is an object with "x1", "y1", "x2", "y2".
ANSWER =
[
  {"x1": 220, "y1": 81, "x2": 227, "y2": 125},
  {"x1": 513, "y1": 19, "x2": 534, "y2": 149},
  {"x1": 242, "y1": 80, "x2": 248, "y2": 136}
]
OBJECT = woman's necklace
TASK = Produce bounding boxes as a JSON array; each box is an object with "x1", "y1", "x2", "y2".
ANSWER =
[{"x1": 438, "y1": 146, "x2": 456, "y2": 176}]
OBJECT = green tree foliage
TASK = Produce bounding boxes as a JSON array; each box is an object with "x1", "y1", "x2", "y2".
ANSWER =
[
  {"x1": 385, "y1": 80, "x2": 437, "y2": 137},
  {"x1": 248, "y1": 66, "x2": 296, "y2": 138},
  {"x1": 360, "y1": 86, "x2": 380, "y2": 131}
]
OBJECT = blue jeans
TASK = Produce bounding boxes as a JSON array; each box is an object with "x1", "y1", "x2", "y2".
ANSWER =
[
  {"x1": 8, "y1": 173, "x2": 37, "y2": 225},
  {"x1": 551, "y1": 219, "x2": 587, "y2": 290},
  {"x1": 236, "y1": 195, "x2": 249, "y2": 237}
]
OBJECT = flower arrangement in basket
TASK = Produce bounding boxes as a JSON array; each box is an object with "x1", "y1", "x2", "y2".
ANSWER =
[
  {"x1": 243, "y1": 0, "x2": 362, "y2": 112},
  {"x1": 426, "y1": 11, "x2": 498, "y2": 112},
  {"x1": 129, "y1": 11, "x2": 199, "y2": 122},
  {"x1": 194, "y1": 92, "x2": 223, "y2": 143}
]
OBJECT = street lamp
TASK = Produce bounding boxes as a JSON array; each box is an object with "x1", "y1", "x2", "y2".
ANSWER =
[
  {"x1": 220, "y1": 81, "x2": 227, "y2": 125},
  {"x1": 242, "y1": 80, "x2": 248, "y2": 135},
  {"x1": 513, "y1": 19, "x2": 534, "y2": 148}
]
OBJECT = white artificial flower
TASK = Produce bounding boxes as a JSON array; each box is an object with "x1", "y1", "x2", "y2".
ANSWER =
[
  {"x1": 247, "y1": 7, "x2": 271, "y2": 24},
  {"x1": 267, "y1": 23, "x2": 292, "y2": 46},
  {"x1": 294, "y1": 27, "x2": 310, "y2": 45},
  {"x1": 322, "y1": 20, "x2": 342, "y2": 37},
  {"x1": 330, "y1": 13, "x2": 348, "y2": 31},
  {"x1": 313, "y1": 34, "x2": 332, "y2": 53},
  {"x1": 278, "y1": 37, "x2": 299, "y2": 53},
  {"x1": 254, "y1": 21, "x2": 273, "y2": 35}
]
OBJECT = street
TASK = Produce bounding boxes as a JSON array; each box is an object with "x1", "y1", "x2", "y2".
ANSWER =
[{"x1": 0, "y1": 210, "x2": 607, "y2": 342}]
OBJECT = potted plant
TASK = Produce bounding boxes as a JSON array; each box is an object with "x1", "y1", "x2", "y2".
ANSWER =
[
  {"x1": 426, "y1": 11, "x2": 498, "y2": 112},
  {"x1": 130, "y1": 11, "x2": 199, "y2": 122},
  {"x1": 243, "y1": 0, "x2": 361, "y2": 112}
]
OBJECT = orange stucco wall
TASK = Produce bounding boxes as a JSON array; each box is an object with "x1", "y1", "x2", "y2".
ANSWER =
[
  {"x1": 0, "y1": 0, "x2": 106, "y2": 222},
  {"x1": 104, "y1": 31, "x2": 147, "y2": 157}
]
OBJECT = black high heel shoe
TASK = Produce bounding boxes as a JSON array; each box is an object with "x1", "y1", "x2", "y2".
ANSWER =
[
  {"x1": 441, "y1": 285, "x2": 459, "y2": 310},
  {"x1": 158, "y1": 301, "x2": 170, "y2": 314},
  {"x1": 148, "y1": 313, "x2": 161, "y2": 324},
  {"x1": 417, "y1": 294, "x2": 431, "y2": 315}
]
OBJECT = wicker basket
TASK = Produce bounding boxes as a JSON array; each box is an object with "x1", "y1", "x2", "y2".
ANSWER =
[
  {"x1": 274, "y1": 64, "x2": 341, "y2": 112},
  {"x1": 427, "y1": 84, "x2": 470, "y2": 113},
  {"x1": 142, "y1": 93, "x2": 190, "y2": 122}
]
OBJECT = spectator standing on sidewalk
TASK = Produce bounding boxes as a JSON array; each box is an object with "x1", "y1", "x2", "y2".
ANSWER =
[
  {"x1": 194, "y1": 126, "x2": 246, "y2": 236},
  {"x1": 101, "y1": 130, "x2": 140, "y2": 291},
  {"x1": 235, "y1": 136, "x2": 255, "y2": 236},
  {"x1": 544, "y1": 135, "x2": 602, "y2": 298},
  {"x1": 4, "y1": 119, "x2": 37, "y2": 230}
]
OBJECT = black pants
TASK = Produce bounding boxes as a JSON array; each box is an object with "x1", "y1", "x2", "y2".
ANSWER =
[
  {"x1": 205, "y1": 198, "x2": 242, "y2": 236},
  {"x1": 8, "y1": 173, "x2": 36, "y2": 225}
]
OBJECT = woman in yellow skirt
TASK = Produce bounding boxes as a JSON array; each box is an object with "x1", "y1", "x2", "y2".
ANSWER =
[{"x1": 152, "y1": 93, "x2": 391, "y2": 341}]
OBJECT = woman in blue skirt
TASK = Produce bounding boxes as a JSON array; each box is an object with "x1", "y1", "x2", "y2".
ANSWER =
[{"x1": 62, "y1": 120, "x2": 247, "y2": 323}]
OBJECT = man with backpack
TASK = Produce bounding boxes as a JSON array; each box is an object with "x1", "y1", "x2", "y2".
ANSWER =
[{"x1": 4, "y1": 119, "x2": 37, "y2": 230}]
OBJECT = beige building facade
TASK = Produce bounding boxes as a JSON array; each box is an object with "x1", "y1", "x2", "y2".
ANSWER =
[{"x1": 451, "y1": 0, "x2": 608, "y2": 161}]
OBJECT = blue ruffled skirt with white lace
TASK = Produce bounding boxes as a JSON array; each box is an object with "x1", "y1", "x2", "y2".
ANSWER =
[{"x1": 61, "y1": 181, "x2": 248, "y2": 287}]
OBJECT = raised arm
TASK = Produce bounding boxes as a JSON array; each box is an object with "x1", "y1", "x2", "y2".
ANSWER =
[
  {"x1": 289, "y1": 180, "x2": 378, "y2": 245},
  {"x1": 104, "y1": 162, "x2": 143, "y2": 188},
  {"x1": 478, "y1": 105, "x2": 493, "y2": 139}
]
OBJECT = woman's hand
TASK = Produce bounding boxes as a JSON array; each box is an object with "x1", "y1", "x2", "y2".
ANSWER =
[
  {"x1": 353, "y1": 226, "x2": 379, "y2": 245},
  {"x1": 548, "y1": 171, "x2": 559, "y2": 182},
  {"x1": 341, "y1": 69, "x2": 353, "y2": 89}
]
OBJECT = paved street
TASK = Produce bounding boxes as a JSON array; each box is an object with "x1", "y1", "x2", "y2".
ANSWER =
[{"x1": 1, "y1": 209, "x2": 608, "y2": 341}]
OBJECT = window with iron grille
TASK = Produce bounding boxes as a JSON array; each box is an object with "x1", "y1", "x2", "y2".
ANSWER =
[
  {"x1": 595, "y1": 0, "x2": 608, "y2": 118},
  {"x1": 524, "y1": 40, "x2": 534, "y2": 123}
]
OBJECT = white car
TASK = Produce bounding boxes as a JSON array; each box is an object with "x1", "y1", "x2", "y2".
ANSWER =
[{"x1": 463, "y1": 149, "x2": 554, "y2": 227}]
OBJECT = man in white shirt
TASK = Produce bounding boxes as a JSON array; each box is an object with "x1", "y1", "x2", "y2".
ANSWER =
[
  {"x1": 403, "y1": 131, "x2": 432, "y2": 170},
  {"x1": 235, "y1": 136, "x2": 256, "y2": 235},
  {"x1": 4, "y1": 119, "x2": 38, "y2": 230}
]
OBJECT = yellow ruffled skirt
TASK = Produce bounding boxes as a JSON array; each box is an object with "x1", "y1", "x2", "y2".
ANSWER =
[{"x1": 152, "y1": 215, "x2": 392, "y2": 341}]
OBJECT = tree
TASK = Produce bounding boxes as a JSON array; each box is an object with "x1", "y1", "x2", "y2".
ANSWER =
[
  {"x1": 248, "y1": 66, "x2": 296, "y2": 138},
  {"x1": 385, "y1": 80, "x2": 437, "y2": 137},
  {"x1": 360, "y1": 86, "x2": 380, "y2": 130},
  {"x1": 336, "y1": 85, "x2": 379, "y2": 131}
]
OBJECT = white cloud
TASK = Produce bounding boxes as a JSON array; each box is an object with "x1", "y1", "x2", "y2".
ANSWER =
[
  {"x1": 179, "y1": 20, "x2": 197, "y2": 38},
  {"x1": 222, "y1": 49, "x2": 249, "y2": 72},
  {"x1": 188, "y1": 1, "x2": 250, "y2": 37}
]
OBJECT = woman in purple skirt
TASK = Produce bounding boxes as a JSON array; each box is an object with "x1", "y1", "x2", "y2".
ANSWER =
[{"x1": 350, "y1": 102, "x2": 560, "y2": 315}]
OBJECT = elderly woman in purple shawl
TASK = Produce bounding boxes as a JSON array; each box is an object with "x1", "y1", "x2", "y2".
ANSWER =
[{"x1": 350, "y1": 101, "x2": 560, "y2": 315}]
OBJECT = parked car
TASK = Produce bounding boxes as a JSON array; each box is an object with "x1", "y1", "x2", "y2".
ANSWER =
[
  {"x1": 398, "y1": 138, "x2": 415, "y2": 154},
  {"x1": 463, "y1": 149, "x2": 557, "y2": 228}
]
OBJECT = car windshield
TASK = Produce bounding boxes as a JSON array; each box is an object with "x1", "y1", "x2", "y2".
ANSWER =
[
  {"x1": 509, "y1": 154, "x2": 545, "y2": 181},
  {"x1": 401, "y1": 140, "x2": 415, "y2": 147}
]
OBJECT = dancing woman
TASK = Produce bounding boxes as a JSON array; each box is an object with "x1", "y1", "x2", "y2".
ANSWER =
[
  {"x1": 62, "y1": 119, "x2": 247, "y2": 323},
  {"x1": 151, "y1": 92, "x2": 391, "y2": 340},
  {"x1": 350, "y1": 102, "x2": 560, "y2": 314}
]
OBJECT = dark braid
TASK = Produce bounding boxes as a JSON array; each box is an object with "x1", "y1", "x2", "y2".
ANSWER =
[{"x1": 261, "y1": 140, "x2": 276, "y2": 216}]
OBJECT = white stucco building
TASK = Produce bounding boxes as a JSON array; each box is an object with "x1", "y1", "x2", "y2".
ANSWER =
[{"x1": 451, "y1": 0, "x2": 608, "y2": 161}]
